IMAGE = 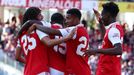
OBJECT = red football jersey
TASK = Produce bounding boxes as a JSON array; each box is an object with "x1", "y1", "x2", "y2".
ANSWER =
[
  {"x1": 59, "y1": 24, "x2": 91, "y2": 75},
  {"x1": 18, "y1": 30, "x2": 49, "y2": 75},
  {"x1": 49, "y1": 24, "x2": 66, "y2": 72},
  {"x1": 96, "y1": 22, "x2": 124, "y2": 75}
]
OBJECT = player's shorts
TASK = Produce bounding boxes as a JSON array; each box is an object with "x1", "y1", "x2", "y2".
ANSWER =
[
  {"x1": 49, "y1": 67, "x2": 64, "y2": 75},
  {"x1": 37, "y1": 72, "x2": 50, "y2": 75}
]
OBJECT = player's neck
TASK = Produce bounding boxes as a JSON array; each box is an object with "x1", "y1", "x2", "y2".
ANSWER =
[{"x1": 108, "y1": 18, "x2": 116, "y2": 25}]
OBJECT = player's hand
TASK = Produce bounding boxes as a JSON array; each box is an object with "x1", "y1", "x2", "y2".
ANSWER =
[
  {"x1": 27, "y1": 23, "x2": 37, "y2": 35},
  {"x1": 93, "y1": 8, "x2": 104, "y2": 25},
  {"x1": 93, "y1": 8, "x2": 101, "y2": 21},
  {"x1": 66, "y1": 28, "x2": 77, "y2": 40},
  {"x1": 84, "y1": 49, "x2": 97, "y2": 57}
]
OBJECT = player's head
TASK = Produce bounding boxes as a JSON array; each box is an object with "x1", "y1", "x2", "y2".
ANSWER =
[
  {"x1": 50, "y1": 13, "x2": 64, "y2": 26},
  {"x1": 22, "y1": 7, "x2": 43, "y2": 25},
  {"x1": 66, "y1": 8, "x2": 81, "y2": 27},
  {"x1": 101, "y1": 2, "x2": 119, "y2": 26}
]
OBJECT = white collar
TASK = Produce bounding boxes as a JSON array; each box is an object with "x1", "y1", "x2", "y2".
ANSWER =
[{"x1": 105, "y1": 22, "x2": 119, "y2": 29}]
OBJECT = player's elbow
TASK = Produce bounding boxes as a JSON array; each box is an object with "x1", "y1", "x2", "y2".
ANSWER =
[
  {"x1": 116, "y1": 46, "x2": 122, "y2": 55},
  {"x1": 118, "y1": 48, "x2": 122, "y2": 55},
  {"x1": 114, "y1": 43, "x2": 122, "y2": 55}
]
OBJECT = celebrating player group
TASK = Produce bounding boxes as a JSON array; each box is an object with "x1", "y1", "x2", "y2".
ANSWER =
[{"x1": 15, "y1": 2, "x2": 123, "y2": 75}]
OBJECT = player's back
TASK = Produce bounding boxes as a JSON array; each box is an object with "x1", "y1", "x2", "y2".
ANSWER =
[
  {"x1": 49, "y1": 24, "x2": 66, "y2": 72},
  {"x1": 66, "y1": 25, "x2": 91, "y2": 75},
  {"x1": 97, "y1": 22, "x2": 124, "y2": 75},
  {"x1": 19, "y1": 30, "x2": 49, "y2": 75}
]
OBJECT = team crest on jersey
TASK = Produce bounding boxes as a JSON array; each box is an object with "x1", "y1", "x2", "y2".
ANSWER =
[{"x1": 112, "y1": 33, "x2": 119, "y2": 38}]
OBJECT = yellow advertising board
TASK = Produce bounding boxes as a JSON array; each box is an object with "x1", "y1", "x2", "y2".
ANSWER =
[{"x1": 98, "y1": 1, "x2": 134, "y2": 12}]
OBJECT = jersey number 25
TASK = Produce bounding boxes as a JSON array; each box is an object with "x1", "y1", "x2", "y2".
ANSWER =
[{"x1": 21, "y1": 35, "x2": 36, "y2": 55}]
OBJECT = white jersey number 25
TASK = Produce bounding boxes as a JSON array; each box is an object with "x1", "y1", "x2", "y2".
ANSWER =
[{"x1": 21, "y1": 35, "x2": 36, "y2": 55}]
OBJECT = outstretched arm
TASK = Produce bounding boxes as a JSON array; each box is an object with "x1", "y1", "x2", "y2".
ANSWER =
[{"x1": 84, "y1": 43, "x2": 122, "y2": 56}]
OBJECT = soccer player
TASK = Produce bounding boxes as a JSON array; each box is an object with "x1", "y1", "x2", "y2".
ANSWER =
[
  {"x1": 49, "y1": 13, "x2": 66, "y2": 75},
  {"x1": 15, "y1": 7, "x2": 75, "y2": 75},
  {"x1": 84, "y1": 2, "x2": 124, "y2": 75},
  {"x1": 27, "y1": 8, "x2": 91, "y2": 75}
]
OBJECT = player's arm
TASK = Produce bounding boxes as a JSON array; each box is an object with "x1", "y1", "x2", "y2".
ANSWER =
[
  {"x1": 85, "y1": 43, "x2": 122, "y2": 56},
  {"x1": 28, "y1": 23, "x2": 62, "y2": 36},
  {"x1": 16, "y1": 20, "x2": 43, "y2": 38},
  {"x1": 15, "y1": 40, "x2": 26, "y2": 63},
  {"x1": 15, "y1": 47, "x2": 26, "y2": 63},
  {"x1": 93, "y1": 9, "x2": 106, "y2": 39},
  {"x1": 85, "y1": 27, "x2": 122, "y2": 55},
  {"x1": 37, "y1": 28, "x2": 76, "y2": 47}
]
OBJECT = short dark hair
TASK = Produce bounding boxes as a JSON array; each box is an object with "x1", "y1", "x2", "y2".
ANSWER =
[
  {"x1": 51, "y1": 13, "x2": 64, "y2": 25},
  {"x1": 102, "y1": 2, "x2": 119, "y2": 18},
  {"x1": 22, "y1": 7, "x2": 41, "y2": 25},
  {"x1": 67, "y1": 8, "x2": 81, "y2": 20}
]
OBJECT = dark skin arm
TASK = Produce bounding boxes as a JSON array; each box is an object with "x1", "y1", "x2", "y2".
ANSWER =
[
  {"x1": 27, "y1": 23, "x2": 62, "y2": 36},
  {"x1": 93, "y1": 9, "x2": 106, "y2": 39},
  {"x1": 84, "y1": 43, "x2": 122, "y2": 56},
  {"x1": 16, "y1": 20, "x2": 43, "y2": 38},
  {"x1": 15, "y1": 47, "x2": 26, "y2": 63}
]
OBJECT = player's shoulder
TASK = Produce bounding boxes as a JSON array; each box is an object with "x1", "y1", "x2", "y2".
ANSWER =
[
  {"x1": 76, "y1": 25, "x2": 88, "y2": 36},
  {"x1": 51, "y1": 23, "x2": 62, "y2": 29},
  {"x1": 109, "y1": 22, "x2": 123, "y2": 33},
  {"x1": 77, "y1": 24, "x2": 87, "y2": 31}
]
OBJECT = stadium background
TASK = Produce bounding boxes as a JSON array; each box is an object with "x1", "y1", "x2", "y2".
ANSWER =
[{"x1": 0, "y1": 0, "x2": 134, "y2": 75}]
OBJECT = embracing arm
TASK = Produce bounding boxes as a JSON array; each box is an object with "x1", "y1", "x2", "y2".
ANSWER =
[
  {"x1": 15, "y1": 47, "x2": 26, "y2": 63},
  {"x1": 40, "y1": 28, "x2": 76, "y2": 47},
  {"x1": 41, "y1": 37, "x2": 69, "y2": 47},
  {"x1": 16, "y1": 20, "x2": 43, "y2": 38},
  {"x1": 26, "y1": 23, "x2": 62, "y2": 36},
  {"x1": 35, "y1": 24, "x2": 62, "y2": 36}
]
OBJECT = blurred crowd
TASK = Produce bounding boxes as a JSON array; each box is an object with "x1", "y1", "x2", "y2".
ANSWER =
[
  {"x1": 121, "y1": 23, "x2": 134, "y2": 75},
  {"x1": 0, "y1": 16, "x2": 19, "y2": 60},
  {"x1": 0, "y1": 16, "x2": 134, "y2": 75}
]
